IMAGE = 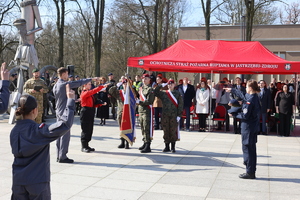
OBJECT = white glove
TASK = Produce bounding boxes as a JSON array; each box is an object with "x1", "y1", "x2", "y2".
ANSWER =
[
  {"x1": 176, "y1": 116, "x2": 181, "y2": 122},
  {"x1": 136, "y1": 99, "x2": 140, "y2": 104},
  {"x1": 116, "y1": 82, "x2": 122, "y2": 87},
  {"x1": 161, "y1": 83, "x2": 168, "y2": 87}
]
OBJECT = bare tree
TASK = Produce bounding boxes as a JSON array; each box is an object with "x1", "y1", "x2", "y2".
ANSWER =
[
  {"x1": 0, "y1": 0, "x2": 18, "y2": 61},
  {"x1": 102, "y1": 0, "x2": 184, "y2": 78},
  {"x1": 244, "y1": 0, "x2": 281, "y2": 41},
  {"x1": 52, "y1": 0, "x2": 65, "y2": 68},
  {"x1": 162, "y1": 0, "x2": 170, "y2": 50},
  {"x1": 280, "y1": 2, "x2": 300, "y2": 24},
  {"x1": 200, "y1": 0, "x2": 226, "y2": 40},
  {"x1": 214, "y1": 0, "x2": 280, "y2": 41},
  {"x1": 35, "y1": 22, "x2": 58, "y2": 67},
  {"x1": 72, "y1": 0, "x2": 105, "y2": 77}
]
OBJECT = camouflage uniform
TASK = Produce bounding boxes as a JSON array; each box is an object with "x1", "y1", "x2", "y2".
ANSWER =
[
  {"x1": 107, "y1": 80, "x2": 117, "y2": 119},
  {"x1": 138, "y1": 84, "x2": 155, "y2": 143},
  {"x1": 108, "y1": 86, "x2": 124, "y2": 126},
  {"x1": 154, "y1": 85, "x2": 183, "y2": 143},
  {"x1": 23, "y1": 78, "x2": 49, "y2": 124}
]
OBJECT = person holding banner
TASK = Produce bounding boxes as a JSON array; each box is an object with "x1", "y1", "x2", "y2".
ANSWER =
[
  {"x1": 136, "y1": 74, "x2": 155, "y2": 153},
  {"x1": 154, "y1": 79, "x2": 183, "y2": 153},
  {"x1": 108, "y1": 79, "x2": 134, "y2": 149}
]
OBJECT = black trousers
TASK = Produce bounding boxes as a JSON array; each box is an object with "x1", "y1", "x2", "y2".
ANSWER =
[
  {"x1": 198, "y1": 114, "x2": 207, "y2": 129},
  {"x1": 11, "y1": 182, "x2": 50, "y2": 200},
  {"x1": 242, "y1": 143, "x2": 257, "y2": 174},
  {"x1": 218, "y1": 103, "x2": 230, "y2": 130},
  {"x1": 154, "y1": 107, "x2": 162, "y2": 129},
  {"x1": 210, "y1": 99, "x2": 216, "y2": 114},
  {"x1": 279, "y1": 113, "x2": 291, "y2": 136},
  {"x1": 233, "y1": 118, "x2": 241, "y2": 134},
  {"x1": 181, "y1": 106, "x2": 191, "y2": 129},
  {"x1": 80, "y1": 107, "x2": 95, "y2": 146}
]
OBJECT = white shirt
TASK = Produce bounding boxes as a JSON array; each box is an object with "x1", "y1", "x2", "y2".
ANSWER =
[{"x1": 183, "y1": 85, "x2": 187, "y2": 93}]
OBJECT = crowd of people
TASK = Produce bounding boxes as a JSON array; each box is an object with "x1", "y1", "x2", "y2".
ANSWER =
[{"x1": 1, "y1": 62, "x2": 299, "y2": 198}]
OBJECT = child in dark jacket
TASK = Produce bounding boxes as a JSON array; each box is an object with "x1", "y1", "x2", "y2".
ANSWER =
[{"x1": 10, "y1": 84, "x2": 75, "y2": 200}]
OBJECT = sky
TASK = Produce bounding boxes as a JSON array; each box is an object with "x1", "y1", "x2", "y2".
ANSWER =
[{"x1": 3, "y1": 0, "x2": 298, "y2": 33}]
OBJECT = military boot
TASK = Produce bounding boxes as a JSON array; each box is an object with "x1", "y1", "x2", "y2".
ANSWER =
[
  {"x1": 138, "y1": 143, "x2": 146, "y2": 150},
  {"x1": 162, "y1": 143, "x2": 170, "y2": 152},
  {"x1": 141, "y1": 142, "x2": 151, "y2": 153},
  {"x1": 171, "y1": 142, "x2": 176, "y2": 153},
  {"x1": 118, "y1": 138, "x2": 125, "y2": 148},
  {"x1": 125, "y1": 141, "x2": 130, "y2": 149}
]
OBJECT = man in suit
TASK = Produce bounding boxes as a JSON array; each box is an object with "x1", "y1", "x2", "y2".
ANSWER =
[
  {"x1": 177, "y1": 77, "x2": 195, "y2": 131},
  {"x1": 258, "y1": 80, "x2": 272, "y2": 135},
  {"x1": 232, "y1": 77, "x2": 246, "y2": 134}
]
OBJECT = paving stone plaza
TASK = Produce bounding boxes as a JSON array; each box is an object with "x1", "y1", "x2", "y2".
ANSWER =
[{"x1": 1, "y1": 113, "x2": 300, "y2": 200}]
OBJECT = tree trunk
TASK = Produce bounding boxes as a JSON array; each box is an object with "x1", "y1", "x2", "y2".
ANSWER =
[
  {"x1": 162, "y1": 0, "x2": 170, "y2": 50},
  {"x1": 98, "y1": 0, "x2": 105, "y2": 76},
  {"x1": 153, "y1": 0, "x2": 159, "y2": 54},
  {"x1": 201, "y1": 0, "x2": 211, "y2": 40},
  {"x1": 94, "y1": 0, "x2": 105, "y2": 77},
  {"x1": 54, "y1": 0, "x2": 65, "y2": 68},
  {"x1": 94, "y1": 0, "x2": 100, "y2": 77},
  {"x1": 245, "y1": 0, "x2": 254, "y2": 41}
]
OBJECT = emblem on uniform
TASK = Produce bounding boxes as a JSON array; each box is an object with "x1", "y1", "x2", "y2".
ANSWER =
[
  {"x1": 39, "y1": 123, "x2": 45, "y2": 128},
  {"x1": 243, "y1": 108, "x2": 248, "y2": 114},
  {"x1": 246, "y1": 102, "x2": 250, "y2": 105},
  {"x1": 285, "y1": 63, "x2": 291, "y2": 70},
  {"x1": 138, "y1": 59, "x2": 144, "y2": 66}
]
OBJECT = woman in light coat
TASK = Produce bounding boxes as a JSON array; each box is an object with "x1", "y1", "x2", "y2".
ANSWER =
[{"x1": 196, "y1": 81, "x2": 210, "y2": 132}]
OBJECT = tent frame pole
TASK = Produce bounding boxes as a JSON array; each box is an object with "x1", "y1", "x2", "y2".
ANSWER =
[
  {"x1": 209, "y1": 70, "x2": 214, "y2": 131},
  {"x1": 294, "y1": 73, "x2": 297, "y2": 129}
]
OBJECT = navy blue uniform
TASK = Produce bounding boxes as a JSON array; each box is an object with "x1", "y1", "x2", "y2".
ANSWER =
[
  {"x1": 232, "y1": 89, "x2": 261, "y2": 175},
  {"x1": 0, "y1": 80, "x2": 9, "y2": 114},
  {"x1": 10, "y1": 99, "x2": 75, "y2": 199}
]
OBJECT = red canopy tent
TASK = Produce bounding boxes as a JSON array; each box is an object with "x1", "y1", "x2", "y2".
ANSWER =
[{"x1": 127, "y1": 40, "x2": 300, "y2": 74}]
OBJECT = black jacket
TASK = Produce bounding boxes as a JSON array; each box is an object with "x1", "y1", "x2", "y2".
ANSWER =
[
  {"x1": 259, "y1": 88, "x2": 272, "y2": 113},
  {"x1": 276, "y1": 92, "x2": 294, "y2": 115},
  {"x1": 177, "y1": 84, "x2": 195, "y2": 107}
]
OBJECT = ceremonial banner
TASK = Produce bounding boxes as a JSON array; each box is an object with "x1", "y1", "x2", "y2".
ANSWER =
[{"x1": 120, "y1": 84, "x2": 136, "y2": 145}]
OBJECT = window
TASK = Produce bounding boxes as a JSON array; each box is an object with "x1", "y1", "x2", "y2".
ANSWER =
[{"x1": 273, "y1": 52, "x2": 286, "y2": 59}]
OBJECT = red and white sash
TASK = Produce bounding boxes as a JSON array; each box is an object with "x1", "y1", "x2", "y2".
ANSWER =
[
  {"x1": 166, "y1": 90, "x2": 180, "y2": 140},
  {"x1": 166, "y1": 90, "x2": 178, "y2": 107},
  {"x1": 139, "y1": 89, "x2": 154, "y2": 139}
]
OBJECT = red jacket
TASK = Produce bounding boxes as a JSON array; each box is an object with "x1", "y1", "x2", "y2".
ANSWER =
[{"x1": 80, "y1": 85, "x2": 105, "y2": 108}]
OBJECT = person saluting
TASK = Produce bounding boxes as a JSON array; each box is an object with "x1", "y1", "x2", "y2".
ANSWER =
[
  {"x1": 10, "y1": 84, "x2": 75, "y2": 199},
  {"x1": 154, "y1": 79, "x2": 183, "y2": 152},
  {"x1": 226, "y1": 80, "x2": 261, "y2": 179}
]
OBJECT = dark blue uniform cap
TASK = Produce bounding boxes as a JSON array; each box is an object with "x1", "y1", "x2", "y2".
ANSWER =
[
  {"x1": 228, "y1": 106, "x2": 241, "y2": 114},
  {"x1": 229, "y1": 99, "x2": 240, "y2": 107}
]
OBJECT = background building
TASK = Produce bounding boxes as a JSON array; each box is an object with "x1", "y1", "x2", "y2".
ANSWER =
[{"x1": 178, "y1": 24, "x2": 300, "y2": 84}]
